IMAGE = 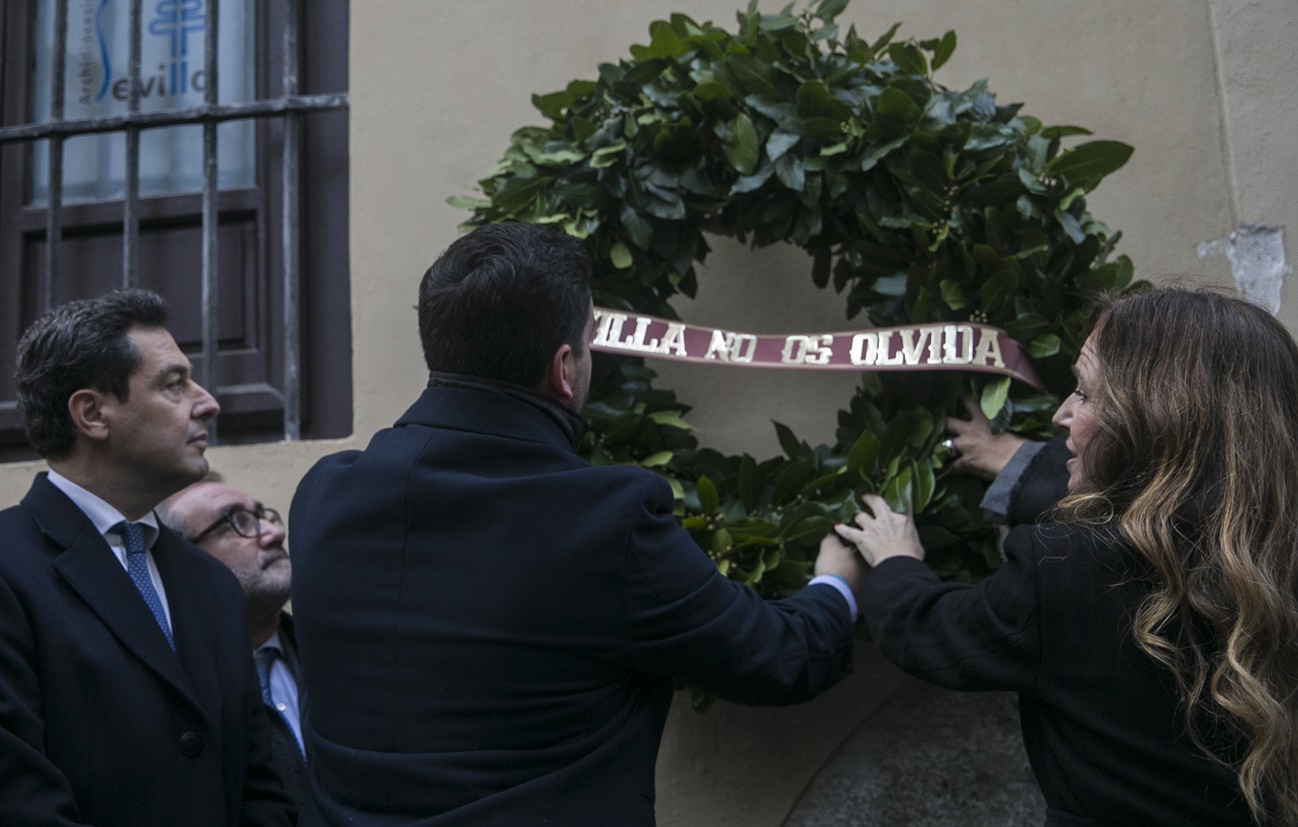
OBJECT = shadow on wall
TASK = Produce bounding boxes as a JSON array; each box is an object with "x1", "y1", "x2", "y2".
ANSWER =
[{"x1": 783, "y1": 681, "x2": 1044, "y2": 827}]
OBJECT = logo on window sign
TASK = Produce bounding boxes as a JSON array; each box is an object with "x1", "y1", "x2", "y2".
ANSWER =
[{"x1": 88, "y1": 0, "x2": 207, "y2": 104}]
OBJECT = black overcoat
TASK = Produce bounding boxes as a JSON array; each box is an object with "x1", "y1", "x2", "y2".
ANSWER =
[
  {"x1": 0, "y1": 474, "x2": 295, "y2": 826},
  {"x1": 290, "y1": 383, "x2": 856, "y2": 826},
  {"x1": 863, "y1": 521, "x2": 1254, "y2": 826}
]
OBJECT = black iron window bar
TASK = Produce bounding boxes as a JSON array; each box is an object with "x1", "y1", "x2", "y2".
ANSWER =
[{"x1": 0, "y1": 0, "x2": 349, "y2": 442}]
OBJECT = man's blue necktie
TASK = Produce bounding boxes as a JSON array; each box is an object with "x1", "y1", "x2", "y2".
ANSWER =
[{"x1": 118, "y1": 521, "x2": 175, "y2": 650}]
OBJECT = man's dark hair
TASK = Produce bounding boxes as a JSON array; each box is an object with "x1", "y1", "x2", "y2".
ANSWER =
[
  {"x1": 418, "y1": 223, "x2": 592, "y2": 388},
  {"x1": 15, "y1": 288, "x2": 169, "y2": 459}
]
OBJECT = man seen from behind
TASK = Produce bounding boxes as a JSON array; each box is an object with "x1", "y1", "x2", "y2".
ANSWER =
[{"x1": 290, "y1": 222, "x2": 865, "y2": 826}]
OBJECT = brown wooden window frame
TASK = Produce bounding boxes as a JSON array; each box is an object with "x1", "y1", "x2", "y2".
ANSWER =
[{"x1": 0, "y1": 0, "x2": 351, "y2": 461}]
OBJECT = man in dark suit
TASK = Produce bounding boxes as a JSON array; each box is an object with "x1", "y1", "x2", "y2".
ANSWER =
[
  {"x1": 160, "y1": 479, "x2": 309, "y2": 809},
  {"x1": 0, "y1": 290, "x2": 295, "y2": 826},
  {"x1": 290, "y1": 222, "x2": 866, "y2": 826}
]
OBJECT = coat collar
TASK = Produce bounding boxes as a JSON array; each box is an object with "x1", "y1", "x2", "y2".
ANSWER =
[
  {"x1": 23, "y1": 473, "x2": 209, "y2": 718},
  {"x1": 398, "y1": 373, "x2": 588, "y2": 452},
  {"x1": 276, "y1": 611, "x2": 302, "y2": 680}
]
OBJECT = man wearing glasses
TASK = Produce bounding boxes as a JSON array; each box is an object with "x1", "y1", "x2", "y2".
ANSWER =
[{"x1": 160, "y1": 479, "x2": 306, "y2": 811}]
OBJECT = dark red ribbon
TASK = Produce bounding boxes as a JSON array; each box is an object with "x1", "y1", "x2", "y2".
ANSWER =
[{"x1": 591, "y1": 307, "x2": 1044, "y2": 390}]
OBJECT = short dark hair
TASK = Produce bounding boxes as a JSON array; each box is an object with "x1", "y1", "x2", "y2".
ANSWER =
[
  {"x1": 418, "y1": 223, "x2": 592, "y2": 388},
  {"x1": 15, "y1": 289, "x2": 169, "y2": 459}
]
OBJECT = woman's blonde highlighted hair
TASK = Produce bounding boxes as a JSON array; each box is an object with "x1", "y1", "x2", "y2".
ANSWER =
[{"x1": 1059, "y1": 287, "x2": 1298, "y2": 825}]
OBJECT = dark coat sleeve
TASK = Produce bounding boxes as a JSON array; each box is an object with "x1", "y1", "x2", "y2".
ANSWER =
[
  {"x1": 0, "y1": 496, "x2": 295, "y2": 827},
  {"x1": 620, "y1": 475, "x2": 856, "y2": 706},
  {"x1": 1006, "y1": 434, "x2": 1071, "y2": 527},
  {"x1": 860, "y1": 527, "x2": 1043, "y2": 693}
]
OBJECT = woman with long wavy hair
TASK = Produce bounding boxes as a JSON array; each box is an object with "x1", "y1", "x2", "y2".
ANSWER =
[{"x1": 834, "y1": 287, "x2": 1298, "y2": 826}]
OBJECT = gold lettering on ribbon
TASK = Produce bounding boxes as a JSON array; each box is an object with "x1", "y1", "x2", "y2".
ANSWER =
[
  {"x1": 592, "y1": 308, "x2": 1037, "y2": 387},
  {"x1": 849, "y1": 332, "x2": 878, "y2": 365},
  {"x1": 733, "y1": 334, "x2": 757, "y2": 362},
  {"x1": 625, "y1": 316, "x2": 652, "y2": 350},
  {"x1": 780, "y1": 336, "x2": 806, "y2": 364},
  {"x1": 973, "y1": 329, "x2": 1005, "y2": 368},
  {"x1": 899, "y1": 328, "x2": 932, "y2": 366},
  {"x1": 876, "y1": 331, "x2": 904, "y2": 366},
  {"x1": 781, "y1": 334, "x2": 833, "y2": 365},
  {"x1": 593, "y1": 311, "x2": 689, "y2": 357},
  {"x1": 942, "y1": 324, "x2": 974, "y2": 364},
  {"x1": 658, "y1": 323, "x2": 688, "y2": 356},
  {"x1": 706, "y1": 330, "x2": 757, "y2": 363},
  {"x1": 593, "y1": 311, "x2": 623, "y2": 348},
  {"x1": 848, "y1": 324, "x2": 1005, "y2": 369},
  {"x1": 706, "y1": 330, "x2": 732, "y2": 361}
]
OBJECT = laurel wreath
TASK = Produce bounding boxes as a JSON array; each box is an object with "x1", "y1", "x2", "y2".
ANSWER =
[{"x1": 453, "y1": 0, "x2": 1136, "y2": 595}]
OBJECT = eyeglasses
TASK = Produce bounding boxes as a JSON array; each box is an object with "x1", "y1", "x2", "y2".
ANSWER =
[{"x1": 191, "y1": 505, "x2": 283, "y2": 543}]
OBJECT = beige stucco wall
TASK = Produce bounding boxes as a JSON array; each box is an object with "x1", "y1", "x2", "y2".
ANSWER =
[
  {"x1": 1208, "y1": 0, "x2": 1298, "y2": 329},
  {"x1": 1, "y1": 1, "x2": 1293, "y2": 824}
]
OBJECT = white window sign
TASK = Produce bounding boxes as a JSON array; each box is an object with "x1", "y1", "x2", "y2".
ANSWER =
[{"x1": 28, "y1": 0, "x2": 255, "y2": 204}]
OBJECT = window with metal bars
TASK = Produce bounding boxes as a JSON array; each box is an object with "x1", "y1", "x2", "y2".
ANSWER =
[{"x1": 0, "y1": 0, "x2": 351, "y2": 461}]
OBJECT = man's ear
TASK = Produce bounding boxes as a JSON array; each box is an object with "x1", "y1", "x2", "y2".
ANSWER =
[
  {"x1": 543, "y1": 343, "x2": 576, "y2": 403},
  {"x1": 67, "y1": 389, "x2": 112, "y2": 443}
]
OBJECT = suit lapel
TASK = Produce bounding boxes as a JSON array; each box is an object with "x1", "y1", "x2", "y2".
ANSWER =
[
  {"x1": 270, "y1": 612, "x2": 309, "y2": 762},
  {"x1": 278, "y1": 612, "x2": 301, "y2": 677},
  {"x1": 278, "y1": 612, "x2": 308, "y2": 717},
  {"x1": 26, "y1": 476, "x2": 206, "y2": 715},
  {"x1": 153, "y1": 526, "x2": 225, "y2": 720}
]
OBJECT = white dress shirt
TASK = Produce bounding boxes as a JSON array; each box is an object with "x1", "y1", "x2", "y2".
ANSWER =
[
  {"x1": 257, "y1": 630, "x2": 304, "y2": 753},
  {"x1": 46, "y1": 470, "x2": 173, "y2": 629}
]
